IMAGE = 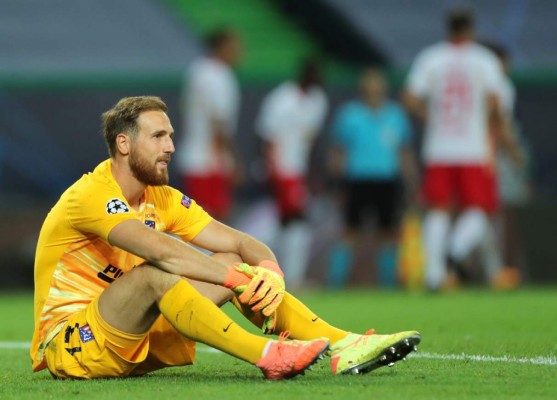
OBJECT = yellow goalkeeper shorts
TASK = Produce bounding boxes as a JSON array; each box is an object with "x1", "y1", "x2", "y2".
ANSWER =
[{"x1": 44, "y1": 297, "x2": 196, "y2": 379}]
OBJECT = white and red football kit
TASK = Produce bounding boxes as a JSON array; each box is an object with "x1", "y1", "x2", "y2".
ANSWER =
[
  {"x1": 177, "y1": 57, "x2": 239, "y2": 218},
  {"x1": 256, "y1": 81, "x2": 328, "y2": 218},
  {"x1": 407, "y1": 41, "x2": 505, "y2": 212}
]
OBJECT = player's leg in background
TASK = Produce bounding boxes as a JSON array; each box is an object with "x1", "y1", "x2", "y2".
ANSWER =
[
  {"x1": 489, "y1": 205, "x2": 521, "y2": 289},
  {"x1": 376, "y1": 230, "x2": 399, "y2": 288},
  {"x1": 278, "y1": 217, "x2": 312, "y2": 289},
  {"x1": 447, "y1": 165, "x2": 507, "y2": 285},
  {"x1": 476, "y1": 167, "x2": 521, "y2": 289},
  {"x1": 422, "y1": 166, "x2": 452, "y2": 290},
  {"x1": 327, "y1": 180, "x2": 362, "y2": 288},
  {"x1": 477, "y1": 216, "x2": 506, "y2": 282},
  {"x1": 447, "y1": 207, "x2": 488, "y2": 269},
  {"x1": 274, "y1": 176, "x2": 312, "y2": 289},
  {"x1": 423, "y1": 209, "x2": 451, "y2": 289},
  {"x1": 374, "y1": 180, "x2": 402, "y2": 288}
]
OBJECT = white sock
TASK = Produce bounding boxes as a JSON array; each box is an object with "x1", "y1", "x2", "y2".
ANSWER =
[
  {"x1": 261, "y1": 340, "x2": 273, "y2": 357},
  {"x1": 478, "y1": 221, "x2": 503, "y2": 280},
  {"x1": 423, "y1": 210, "x2": 450, "y2": 289},
  {"x1": 278, "y1": 221, "x2": 312, "y2": 288},
  {"x1": 448, "y1": 209, "x2": 488, "y2": 262}
]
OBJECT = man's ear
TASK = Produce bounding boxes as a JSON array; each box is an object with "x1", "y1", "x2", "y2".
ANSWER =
[{"x1": 115, "y1": 133, "x2": 131, "y2": 156}]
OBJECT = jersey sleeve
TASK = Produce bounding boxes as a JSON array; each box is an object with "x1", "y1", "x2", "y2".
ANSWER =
[
  {"x1": 66, "y1": 180, "x2": 139, "y2": 242},
  {"x1": 309, "y1": 90, "x2": 329, "y2": 134},
  {"x1": 501, "y1": 78, "x2": 516, "y2": 114},
  {"x1": 203, "y1": 71, "x2": 236, "y2": 133},
  {"x1": 256, "y1": 86, "x2": 284, "y2": 140},
  {"x1": 165, "y1": 187, "x2": 213, "y2": 241},
  {"x1": 482, "y1": 52, "x2": 506, "y2": 96},
  {"x1": 406, "y1": 50, "x2": 431, "y2": 98}
]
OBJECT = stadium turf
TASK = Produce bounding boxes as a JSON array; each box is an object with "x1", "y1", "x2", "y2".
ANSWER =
[{"x1": 1, "y1": 288, "x2": 556, "y2": 399}]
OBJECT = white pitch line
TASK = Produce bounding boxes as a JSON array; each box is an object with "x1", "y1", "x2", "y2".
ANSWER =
[
  {"x1": 409, "y1": 351, "x2": 557, "y2": 366},
  {"x1": 2, "y1": 342, "x2": 555, "y2": 366}
]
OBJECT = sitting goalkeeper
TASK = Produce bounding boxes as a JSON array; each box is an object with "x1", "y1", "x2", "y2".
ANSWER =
[{"x1": 31, "y1": 96, "x2": 421, "y2": 380}]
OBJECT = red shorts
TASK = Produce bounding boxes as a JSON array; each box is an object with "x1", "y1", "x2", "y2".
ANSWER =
[
  {"x1": 182, "y1": 173, "x2": 232, "y2": 219},
  {"x1": 422, "y1": 164, "x2": 499, "y2": 213},
  {"x1": 271, "y1": 175, "x2": 307, "y2": 219}
]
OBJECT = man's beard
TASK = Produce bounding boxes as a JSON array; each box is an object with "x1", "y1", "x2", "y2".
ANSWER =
[{"x1": 129, "y1": 148, "x2": 169, "y2": 186}]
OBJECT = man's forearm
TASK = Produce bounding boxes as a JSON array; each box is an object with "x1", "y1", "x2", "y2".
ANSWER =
[
  {"x1": 402, "y1": 92, "x2": 426, "y2": 122},
  {"x1": 236, "y1": 232, "x2": 277, "y2": 267},
  {"x1": 109, "y1": 220, "x2": 229, "y2": 285},
  {"x1": 153, "y1": 234, "x2": 230, "y2": 284},
  {"x1": 488, "y1": 96, "x2": 524, "y2": 167}
]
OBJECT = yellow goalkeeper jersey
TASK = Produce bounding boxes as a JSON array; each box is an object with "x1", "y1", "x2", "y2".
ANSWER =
[{"x1": 31, "y1": 159, "x2": 212, "y2": 371}]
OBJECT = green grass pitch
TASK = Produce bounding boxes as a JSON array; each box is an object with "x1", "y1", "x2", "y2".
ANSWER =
[{"x1": 1, "y1": 288, "x2": 556, "y2": 399}]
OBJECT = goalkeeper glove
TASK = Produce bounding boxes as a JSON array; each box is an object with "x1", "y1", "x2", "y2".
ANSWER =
[
  {"x1": 257, "y1": 260, "x2": 284, "y2": 278},
  {"x1": 239, "y1": 267, "x2": 285, "y2": 317},
  {"x1": 256, "y1": 260, "x2": 284, "y2": 334},
  {"x1": 222, "y1": 263, "x2": 255, "y2": 294}
]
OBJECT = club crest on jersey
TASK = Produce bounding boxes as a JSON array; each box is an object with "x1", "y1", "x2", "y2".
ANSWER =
[
  {"x1": 181, "y1": 194, "x2": 192, "y2": 209},
  {"x1": 78, "y1": 324, "x2": 95, "y2": 343},
  {"x1": 106, "y1": 198, "x2": 130, "y2": 215}
]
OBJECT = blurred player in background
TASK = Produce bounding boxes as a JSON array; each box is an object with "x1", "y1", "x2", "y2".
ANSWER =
[
  {"x1": 177, "y1": 27, "x2": 243, "y2": 221},
  {"x1": 31, "y1": 96, "x2": 421, "y2": 381},
  {"x1": 328, "y1": 68, "x2": 418, "y2": 288},
  {"x1": 479, "y1": 41, "x2": 529, "y2": 288},
  {"x1": 256, "y1": 58, "x2": 328, "y2": 289},
  {"x1": 403, "y1": 9, "x2": 523, "y2": 290}
]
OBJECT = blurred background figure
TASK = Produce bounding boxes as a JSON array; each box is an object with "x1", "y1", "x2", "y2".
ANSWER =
[
  {"x1": 403, "y1": 8, "x2": 523, "y2": 291},
  {"x1": 328, "y1": 68, "x2": 418, "y2": 289},
  {"x1": 481, "y1": 40, "x2": 531, "y2": 287},
  {"x1": 177, "y1": 27, "x2": 243, "y2": 221},
  {"x1": 2, "y1": 0, "x2": 557, "y2": 290},
  {"x1": 255, "y1": 58, "x2": 328, "y2": 289}
]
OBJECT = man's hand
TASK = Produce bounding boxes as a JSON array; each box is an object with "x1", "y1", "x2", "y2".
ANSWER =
[
  {"x1": 257, "y1": 260, "x2": 284, "y2": 278},
  {"x1": 223, "y1": 263, "x2": 256, "y2": 294},
  {"x1": 238, "y1": 267, "x2": 285, "y2": 317},
  {"x1": 262, "y1": 313, "x2": 277, "y2": 334}
]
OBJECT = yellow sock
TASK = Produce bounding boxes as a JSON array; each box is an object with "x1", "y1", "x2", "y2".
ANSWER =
[
  {"x1": 232, "y1": 292, "x2": 349, "y2": 345},
  {"x1": 159, "y1": 279, "x2": 268, "y2": 364}
]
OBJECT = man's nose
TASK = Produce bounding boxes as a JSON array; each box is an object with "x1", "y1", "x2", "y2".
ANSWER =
[{"x1": 165, "y1": 137, "x2": 175, "y2": 153}]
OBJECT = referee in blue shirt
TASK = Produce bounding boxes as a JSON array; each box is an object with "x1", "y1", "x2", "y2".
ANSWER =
[{"x1": 328, "y1": 68, "x2": 418, "y2": 288}]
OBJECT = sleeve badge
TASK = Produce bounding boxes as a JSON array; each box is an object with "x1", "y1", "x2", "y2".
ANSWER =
[
  {"x1": 106, "y1": 198, "x2": 130, "y2": 215},
  {"x1": 180, "y1": 194, "x2": 192, "y2": 209}
]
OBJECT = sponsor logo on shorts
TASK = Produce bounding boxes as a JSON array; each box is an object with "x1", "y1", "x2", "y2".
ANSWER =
[
  {"x1": 106, "y1": 198, "x2": 130, "y2": 215},
  {"x1": 79, "y1": 324, "x2": 95, "y2": 343},
  {"x1": 64, "y1": 323, "x2": 80, "y2": 343},
  {"x1": 65, "y1": 347, "x2": 82, "y2": 355},
  {"x1": 145, "y1": 220, "x2": 156, "y2": 229}
]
